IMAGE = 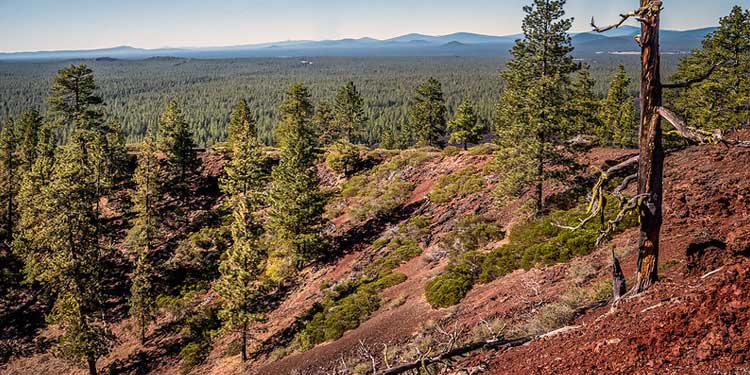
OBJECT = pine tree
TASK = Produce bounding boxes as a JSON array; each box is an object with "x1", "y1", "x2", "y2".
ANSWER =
[
  {"x1": 216, "y1": 99, "x2": 269, "y2": 361},
  {"x1": 312, "y1": 101, "x2": 336, "y2": 146},
  {"x1": 333, "y1": 81, "x2": 368, "y2": 143},
  {"x1": 599, "y1": 65, "x2": 638, "y2": 147},
  {"x1": 0, "y1": 118, "x2": 18, "y2": 240},
  {"x1": 14, "y1": 124, "x2": 56, "y2": 264},
  {"x1": 408, "y1": 78, "x2": 447, "y2": 147},
  {"x1": 494, "y1": 0, "x2": 579, "y2": 215},
  {"x1": 48, "y1": 65, "x2": 126, "y2": 203},
  {"x1": 569, "y1": 65, "x2": 601, "y2": 136},
  {"x1": 447, "y1": 99, "x2": 483, "y2": 150},
  {"x1": 266, "y1": 84, "x2": 326, "y2": 276},
  {"x1": 158, "y1": 100, "x2": 198, "y2": 198},
  {"x1": 19, "y1": 134, "x2": 113, "y2": 375},
  {"x1": 17, "y1": 109, "x2": 43, "y2": 173},
  {"x1": 48, "y1": 65, "x2": 103, "y2": 134},
  {"x1": 128, "y1": 137, "x2": 163, "y2": 345},
  {"x1": 669, "y1": 6, "x2": 750, "y2": 131}
]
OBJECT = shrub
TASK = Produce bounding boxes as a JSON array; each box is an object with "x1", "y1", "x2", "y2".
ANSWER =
[
  {"x1": 428, "y1": 166, "x2": 484, "y2": 204},
  {"x1": 440, "y1": 214, "x2": 503, "y2": 255},
  {"x1": 425, "y1": 193, "x2": 638, "y2": 307},
  {"x1": 349, "y1": 179, "x2": 415, "y2": 223},
  {"x1": 525, "y1": 303, "x2": 575, "y2": 336},
  {"x1": 325, "y1": 139, "x2": 360, "y2": 175},
  {"x1": 297, "y1": 287, "x2": 381, "y2": 350},
  {"x1": 468, "y1": 143, "x2": 499, "y2": 155},
  {"x1": 479, "y1": 246, "x2": 518, "y2": 283},
  {"x1": 340, "y1": 150, "x2": 435, "y2": 224},
  {"x1": 442, "y1": 145, "x2": 460, "y2": 156},
  {"x1": 425, "y1": 270, "x2": 474, "y2": 308},
  {"x1": 180, "y1": 341, "x2": 209, "y2": 374}
]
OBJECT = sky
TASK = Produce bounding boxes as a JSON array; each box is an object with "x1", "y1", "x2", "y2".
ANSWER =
[{"x1": 1, "y1": 0, "x2": 749, "y2": 52}]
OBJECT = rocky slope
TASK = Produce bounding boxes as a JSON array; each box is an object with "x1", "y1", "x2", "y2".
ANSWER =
[{"x1": 1, "y1": 142, "x2": 749, "y2": 375}]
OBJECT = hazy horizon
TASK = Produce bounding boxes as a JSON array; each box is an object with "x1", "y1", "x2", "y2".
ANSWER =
[{"x1": 2, "y1": 0, "x2": 749, "y2": 53}]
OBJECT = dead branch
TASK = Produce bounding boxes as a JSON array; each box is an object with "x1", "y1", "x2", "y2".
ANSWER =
[
  {"x1": 662, "y1": 61, "x2": 724, "y2": 89},
  {"x1": 596, "y1": 193, "x2": 649, "y2": 246},
  {"x1": 358, "y1": 339, "x2": 377, "y2": 374},
  {"x1": 657, "y1": 107, "x2": 750, "y2": 148},
  {"x1": 590, "y1": 11, "x2": 638, "y2": 33},
  {"x1": 591, "y1": 1, "x2": 662, "y2": 33},
  {"x1": 613, "y1": 173, "x2": 637, "y2": 204},
  {"x1": 552, "y1": 155, "x2": 638, "y2": 232},
  {"x1": 375, "y1": 336, "x2": 533, "y2": 375}
]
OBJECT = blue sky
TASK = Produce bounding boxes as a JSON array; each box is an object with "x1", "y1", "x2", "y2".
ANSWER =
[{"x1": 1, "y1": 0, "x2": 748, "y2": 52}]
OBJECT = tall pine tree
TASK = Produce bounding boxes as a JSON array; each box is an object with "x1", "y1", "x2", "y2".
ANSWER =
[
  {"x1": 48, "y1": 65, "x2": 104, "y2": 143},
  {"x1": 17, "y1": 109, "x2": 43, "y2": 173},
  {"x1": 215, "y1": 99, "x2": 269, "y2": 362},
  {"x1": 569, "y1": 65, "x2": 602, "y2": 137},
  {"x1": 333, "y1": 81, "x2": 368, "y2": 143},
  {"x1": 0, "y1": 118, "x2": 18, "y2": 240},
  {"x1": 158, "y1": 100, "x2": 199, "y2": 201},
  {"x1": 313, "y1": 101, "x2": 336, "y2": 146},
  {"x1": 409, "y1": 78, "x2": 447, "y2": 147},
  {"x1": 669, "y1": 6, "x2": 750, "y2": 131},
  {"x1": 128, "y1": 136, "x2": 163, "y2": 345},
  {"x1": 447, "y1": 99, "x2": 483, "y2": 150},
  {"x1": 599, "y1": 65, "x2": 638, "y2": 147},
  {"x1": 494, "y1": 0, "x2": 579, "y2": 215},
  {"x1": 19, "y1": 134, "x2": 113, "y2": 375},
  {"x1": 267, "y1": 84, "x2": 326, "y2": 276}
]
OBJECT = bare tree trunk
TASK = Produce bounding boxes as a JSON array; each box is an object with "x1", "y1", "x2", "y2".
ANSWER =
[
  {"x1": 87, "y1": 353, "x2": 97, "y2": 375},
  {"x1": 241, "y1": 323, "x2": 248, "y2": 362},
  {"x1": 635, "y1": 0, "x2": 664, "y2": 292},
  {"x1": 536, "y1": 135, "x2": 544, "y2": 216}
]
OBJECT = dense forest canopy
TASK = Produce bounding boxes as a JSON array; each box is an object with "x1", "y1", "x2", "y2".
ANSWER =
[{"x1": 0, "y1": 55, "x2": 678, "y2": 147}]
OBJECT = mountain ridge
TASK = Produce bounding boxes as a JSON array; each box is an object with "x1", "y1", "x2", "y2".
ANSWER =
[{"x1": 0, "y1": 26, "x2": 717, "y2": 61}]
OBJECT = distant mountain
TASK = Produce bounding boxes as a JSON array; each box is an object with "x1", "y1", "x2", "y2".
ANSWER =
[{"x1": 0, "y1": 26, "x2": 718, "y2": 61}]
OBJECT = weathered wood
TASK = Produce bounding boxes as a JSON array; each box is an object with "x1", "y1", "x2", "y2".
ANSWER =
[
  {"x1": 375, "y1": 336, "x2": 533, "y2": 375},
  {"x1": 635, "y1": 0, "x2": 664, "y2": 293}
]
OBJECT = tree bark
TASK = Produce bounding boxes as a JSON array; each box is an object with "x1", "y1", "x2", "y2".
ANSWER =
[
  {"x1": 635, "y1": 0, "x2": 664, "y2": 293},
  {"x1": 87, "y1": 353, "x2": 97, "y2": 375},
  {"x1": 241, "y1": 323, "x2": 248, "y2": 362}
]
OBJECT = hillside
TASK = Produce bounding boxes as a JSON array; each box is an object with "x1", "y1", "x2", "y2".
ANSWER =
[{"x1": 2, "y1": 140, "x2": 749, "y2": 375}]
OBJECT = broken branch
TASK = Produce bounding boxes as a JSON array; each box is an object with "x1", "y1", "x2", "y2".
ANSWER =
[{"x1": 657, "y1": 106, "x2": 750, "y2": 148}]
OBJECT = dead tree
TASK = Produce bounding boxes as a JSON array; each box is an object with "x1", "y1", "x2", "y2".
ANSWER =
[
  {"x1": 586, "y1": 1, "x2": 749, "y2": 294},
  {"x1": 593, "y1": 0, "x2": 666, "y2": 292}
]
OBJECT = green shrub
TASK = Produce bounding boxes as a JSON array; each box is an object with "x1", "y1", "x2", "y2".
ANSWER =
[
  {"x1": 340, "y1": 150, "x2": 435, "y2": 223},
  {"x1": 349, "y1": 179, "x2": 415, "y2": 222},
  {"x1": 442, "y1": 145, "x2": 460, "y2": 156},
  {"x1": 441, "y1": 214, "x2": 503, "y2": 255},
  {"x1": 370, "y1": 272, "x2": 408, "y2": 289},
  {"x1": 180, "y1": 341, "x2": 209, "y2": 374},
  {"x1": 424, "y1": 193, "x2": 638, "y2": 307},
  {"x1": 325, "y1": 139, "x2": 360, "y2": 175},
  {"x1": 428, "y1": 166, "x2": 484, "y2": 204},
  {"x1": 294, "y1": 217, "x2": 428, "y2": 350},
  {"x1": 425, "y1": 270, "x2": 475, "y2": 308},
  {"x1": 468, "y1": 143, "x2": 499, "y2": 155},
  {"x1": 479, "y1": 246, "x2": 518, "y2": 283},
  {"x1": 297, "y1": 287, "x2": 381, "y2": 350}
]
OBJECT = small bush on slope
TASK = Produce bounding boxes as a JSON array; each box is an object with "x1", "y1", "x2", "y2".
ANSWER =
[
  {"x1": 293, "y1": 216, "x2": 429, "y2": 351},
  {"x1": 428, "y1": 166, "x2": 485, "y2": 204},
  {"x1": 426, "y1": 195, "x2": 638, "y2": 308},
  {"x1": 337, "y1": 150, "x2": 435, "y2": 224}
]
